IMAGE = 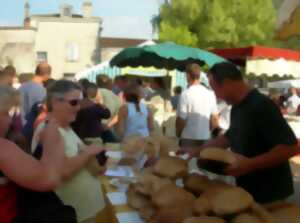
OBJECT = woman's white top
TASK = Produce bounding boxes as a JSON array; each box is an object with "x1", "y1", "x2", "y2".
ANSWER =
[
  {"x1": 31, "y1": 123, "x2": 105, "y2": 222},
  {"x1": 124, "y1": 102, "x2": 149, "y2": 138}
]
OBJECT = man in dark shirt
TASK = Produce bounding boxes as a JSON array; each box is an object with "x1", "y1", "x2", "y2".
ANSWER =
[{"x1": 183, "y1": 62, "x2": 300, "y2": 203}]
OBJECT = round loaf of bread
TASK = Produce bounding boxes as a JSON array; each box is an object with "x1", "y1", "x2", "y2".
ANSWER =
[
  {"x1": 193, "y1": 196, "x2": 212, "y2": 215},
  {"x1": 153, "y1": 156, "x2": 188, "y2": 179},
  {"x1": 155, "y1": 206, "x2": 193, "y2": 223},
  {"x1": 211, "y1": 187, "x2": 254, "y2": 215},
  {"x1": 135, "y1": 173, "x2": 173, "y2": 196},
  {"x1": 122, "y1": 135, "x2": 146, "y2": 158},
  {"x1": 183, "y1": 216, "x2": 226, "y2": 223},
  {"x1": 199, "y1": 148, "x2": 237, "y2": 164},
  {"x1": 152, "y1": 184, "x2": 196, "y2": 209},
  {"x1": 139, "y1": 204, "x2": 156, "y2": 222},
  {"x1": 271, "y1": 205, "x2": 300, "y2": 223},
  {"x1": 127, "y1": 186, "x2": 151, "y2": 210},
  {"x1": 231, "y1": 213, "x2": 263, "y2": 223},
  {"x1": 183, "y1": 173, "x2": 211, "y2": 195},
  {"x1": 144, "y1": 136, "x2": 161, "y2": 157},
  {"x1": 158, "y1": 135, "x2": 180, "y2": 157},
  {"x1": 192, "y1": 182, "x2": 231, "y2": 215},
  {"x1": 198, "y1": 148, "x2": 237, "y2": 174}
]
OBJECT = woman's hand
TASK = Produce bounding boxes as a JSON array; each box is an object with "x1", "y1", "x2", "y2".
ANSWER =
[
  {"x1": 85, "y1": 144, "x2": 106, "y2": 157},
  {"x1": 40, "y1": 117, "x2": 62, "y2": 144}
]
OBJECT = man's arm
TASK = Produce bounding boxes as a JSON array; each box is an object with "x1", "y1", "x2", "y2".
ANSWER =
[
  {"x1": 180, "y1": 134, "x2": 231, "y2": 158},
  {"x1": 227, "y1": 144, "x2": 300, "y2": 177},
  {"x1": 210, "y1": 113, "x2": 220, "y2": 131},
  {"x1": 227, "y1": 98, "x2": 300, "y2": 176}
]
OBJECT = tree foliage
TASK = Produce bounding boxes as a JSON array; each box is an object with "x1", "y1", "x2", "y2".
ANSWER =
[{"x1": 156, "y1": 0, "x2": 277, "y2": 49}]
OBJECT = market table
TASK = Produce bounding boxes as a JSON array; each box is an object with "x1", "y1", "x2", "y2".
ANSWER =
[{"x1": 94, "y1": 144, "x2": 145, "y2": 223}]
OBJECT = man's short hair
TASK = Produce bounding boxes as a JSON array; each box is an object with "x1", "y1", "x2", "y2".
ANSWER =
[
  {"x1": 173, "y1": 86, "x2": 182, "y2": 95},
  {"x1": 0, "y1": 65, "x2": 16, "y2": 82},
  {"x1": 3, "y1": 65, "x2": 16, "y2": 77},
  {"x1": 208, "y1": 62, "x2": 243, "y2": 84},
  {"x1": 185, "y1": 63, "x2": 201, "y2": 80},
  {"x1": 96, "y1": 74, "x2": 112, "y2": 89},
  {"x1": 86, "y1": 82, "x2": 98, "y2": 99},
  {"x1": 35, "y1": 63, "x2": 51, "y2": 76}
]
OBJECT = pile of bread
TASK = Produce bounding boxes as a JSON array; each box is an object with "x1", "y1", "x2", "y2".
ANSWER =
[
  {"x1": 120, "y1": 134, "x2": 180, "y2": 163},
  {"x1": 126, "y1": 154, "x2": 300, "y2": 223}
]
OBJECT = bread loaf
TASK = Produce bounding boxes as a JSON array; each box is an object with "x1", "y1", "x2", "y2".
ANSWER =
[
  {"x1": 152, "y1": 184, "x2": 196, "y2": 209},
  {"x1": 211, "y1": 187, "x2": 254, "y2": 215},
  {"x1": 153, "y1": 156, "x2": 188, "y2": 179}
]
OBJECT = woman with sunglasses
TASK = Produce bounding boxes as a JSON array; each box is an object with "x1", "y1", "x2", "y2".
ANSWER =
[
  {"x1": 0, "y1": 85, "x2": 68, "y2": 223},
  {"x1": 31, "y1": 80, "x2": 107, "y2": 223}
]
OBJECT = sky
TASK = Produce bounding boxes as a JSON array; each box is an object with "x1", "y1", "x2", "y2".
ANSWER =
[{"x1": 0, "y1": 0, "x2": 163, "y2": 39}]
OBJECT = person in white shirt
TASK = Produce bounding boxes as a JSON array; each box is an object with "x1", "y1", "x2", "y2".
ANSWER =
[
  {"x1": 287, "y1": 87, "x2": 300, "y2": 114},
  {"x1": 176, "y1": 63, "x2": 219, "y2": 147},
  {"x1": 217, "y1": 100, "x2": 231, "y2": 131}
]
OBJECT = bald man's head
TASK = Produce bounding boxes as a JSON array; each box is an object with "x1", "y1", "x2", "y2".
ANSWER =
[{"x1": 35, "y1": 62, "x2": 51, "y2": 81}]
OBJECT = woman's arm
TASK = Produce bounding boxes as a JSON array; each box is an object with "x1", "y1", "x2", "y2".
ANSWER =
[
  {"x1": 115, "y1": 105, "x2": 127, "y2": 139},
  {"x1": 0, "y1": 120, "x2": 65, "y2": 191},
  {"x1": 62, "y1": 144, "x2": 105, "y2": 179},
  {"x1": 147, "y1": 107, "x2": 154, "y2": 133},
  {"x1": 107, "y1": 114, "x2": 118, "y2": 129}
]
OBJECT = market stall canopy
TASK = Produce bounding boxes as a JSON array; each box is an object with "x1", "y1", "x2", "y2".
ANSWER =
[
  {"x1": 212, "y1": 46, "x2": 300, "y2": 65},
  {"x1": 212, "y1": 46, "x2": 300, "y2": 78},
  {"x1": 75, "y1": 61, "x2": 121, "y2": 81},
  {"x1": 122, "y1": 66, "x2": 167, "y2": 77},
  {"x1": 110, "y1": 42, "x2": 227, "y2": 71},
  {"x1": 246, "y1": 58, "x2": 300, "y2": 78},
  {"x1": 268, "y1": 79, "x2": 300, "y2": 88}
]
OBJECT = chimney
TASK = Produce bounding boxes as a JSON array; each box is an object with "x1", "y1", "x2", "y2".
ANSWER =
[
  {"x1": 24, "y1": 18, "x2": 31, "y2": 29},
  {"x1": 82, "y1": 1, "x2": 92, "y2": 18},
  {"x1": 24, "y1": 1, "x2": 30, "y2": 18},
  {"x1": 24, "y1": 1, "x2": 31, "y2": 28},
  {"x1": 60, "y1": 4, "x2": 73, "y2": 17}
]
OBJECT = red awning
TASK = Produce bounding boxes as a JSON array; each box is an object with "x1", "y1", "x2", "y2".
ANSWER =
[{"x1": 211, "y1": 46, "x2": 300, "y2": 64}]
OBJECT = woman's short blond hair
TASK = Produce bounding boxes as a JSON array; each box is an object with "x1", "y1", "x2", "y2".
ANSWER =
[{"x1": 0, "y1": 86, "x2": 19, "y2": 112}]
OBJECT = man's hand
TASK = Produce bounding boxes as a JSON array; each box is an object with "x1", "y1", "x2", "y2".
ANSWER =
[{"x1": 225, "y1": 153, "x2": 253, "y2": 177}]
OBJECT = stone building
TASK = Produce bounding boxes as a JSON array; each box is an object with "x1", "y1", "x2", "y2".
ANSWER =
[{"x1": 0, "y1": 1, "x2": 102, "y2": 79}]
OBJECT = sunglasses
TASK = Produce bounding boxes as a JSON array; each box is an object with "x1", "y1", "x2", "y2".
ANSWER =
[{"x1": 60, "y1": 98, "x2": 81, "y2": 106}]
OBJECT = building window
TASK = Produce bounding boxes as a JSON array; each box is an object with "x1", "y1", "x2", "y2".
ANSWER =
[
  {"x1": 66, "y1": 43, "x2": 79, "y2": 62},
  {"x1": 37, "y1": 51, "x2": 47, "y2": 63}
]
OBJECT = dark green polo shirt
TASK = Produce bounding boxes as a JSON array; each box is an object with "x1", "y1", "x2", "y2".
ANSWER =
[{"x1": 226, "y1": 89, "x2": 296, "y2": 203}]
